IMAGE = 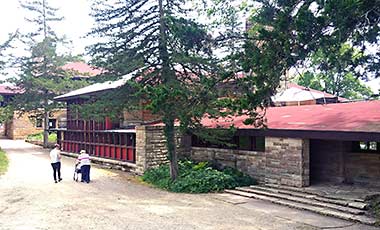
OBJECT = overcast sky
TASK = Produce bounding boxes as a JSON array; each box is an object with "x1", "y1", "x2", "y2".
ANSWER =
[
  {"x1": 0, "y1": 0, "x2": 94, "y2": 56},
  {"x1": 0, "y1": 1, "x2": 378, "y2": 92}
]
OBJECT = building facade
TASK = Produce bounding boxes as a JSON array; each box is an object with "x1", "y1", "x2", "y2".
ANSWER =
[{"x1": 54, "y1": 76, "x2": 380, "y2": 188}]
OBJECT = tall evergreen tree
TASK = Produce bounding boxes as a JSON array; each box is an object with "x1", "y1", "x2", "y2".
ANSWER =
[
  {"x1": 9, "y1": 0, "x2": 87, "y2": 147},
  {"x1": 88, "y1": 0, "x2": 231, "y2": 180}
]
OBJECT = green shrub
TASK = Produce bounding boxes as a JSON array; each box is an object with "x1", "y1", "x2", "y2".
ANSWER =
[
  {"x1": 0, "y1": 148, "x2": 9, "y2": 175},
  {"x1": 26, "y1": 132, "x2": 57, "y2": 142},
  {"x1": 142, "y1": 160, "x2": 256, "y2": 193}
]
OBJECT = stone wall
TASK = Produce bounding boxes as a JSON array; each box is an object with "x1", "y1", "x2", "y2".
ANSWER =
[
  {"x1": 310, "y1": 139, "x2": 346, "y2": 183},
  {"x1": 345, "y1": 152, "x2": 380, "y2": 187},
  {"x1": 135, "y1": 125, "x2": 189, "y2": 175},
  {"x1": 190, "y1": 137, "x2": 309, "y2": 187},
  {"x1": 6, "y1": 112, "x2": 43, "y2": 140},
  {"x1": 190, "y1": 147, "x2": 266, "y2": 183},
  {"x1": 5, "y1": 110, "x2": 66, "y2": 140},
  {"x1": 310, "y1": 139, "x2": 380, "y2": 187}
]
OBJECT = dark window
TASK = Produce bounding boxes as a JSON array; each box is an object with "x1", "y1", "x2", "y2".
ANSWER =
[
  {"x1": 192, "y1": 135, "x2": 265, "y2": 152},
  {"x1": 36, "y1": 118, "x2": 43, "y2": 128},
  {"x1": 353, "y1": 141, "x2": 380, "y2": 153}
]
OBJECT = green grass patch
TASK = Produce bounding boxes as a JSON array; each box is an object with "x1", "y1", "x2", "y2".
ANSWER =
[
  {"x1": 26, "y1": 132, "x2": 57, "y2": 142},
  {"x1": 0, "y1": 148, "x2": 9, "y2": 175},
  {"x1": 142, "y1": 160, "x2": 256, "y2": 193}
]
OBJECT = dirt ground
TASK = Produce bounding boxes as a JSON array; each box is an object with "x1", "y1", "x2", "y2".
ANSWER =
[{"x1": 0, "y1": 139, "x2": 378, "y2": 230}]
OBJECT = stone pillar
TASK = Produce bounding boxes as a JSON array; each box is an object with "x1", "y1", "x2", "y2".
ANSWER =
[
  {"x1": 135, "y1": 126, "x2": 147, "y2": 175},
  {"x1": 135, "y1": 125, "x2": 171, "y2": 175},
  {"x1": 301, "y1": 139, "x2": 310, "y2": 187},
  {"x1": 265, "y1": 137, "x2": 309, "y2": 187}
]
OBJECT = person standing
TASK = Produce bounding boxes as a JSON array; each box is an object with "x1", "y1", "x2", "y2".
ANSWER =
[
  {"x1": 50, "y1": 143, "x2": 62, "y2": 183},
  {"x1": 77, "y1": 150, "x2": 91, "y2": 183}
]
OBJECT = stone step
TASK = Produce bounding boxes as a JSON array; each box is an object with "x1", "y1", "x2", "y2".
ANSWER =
[
  {"x1": 249, "y1": 185, "x2": 368, "y2": 210},
  {"x1": 265, "y1": 183, "x2": 366, "y2": 203},
  {"x1": 236, "y1": 187, "x2": 365, "y2": 215},
  {"x1": 224, "y1": 189, "x2": 377, "y2": 226}
]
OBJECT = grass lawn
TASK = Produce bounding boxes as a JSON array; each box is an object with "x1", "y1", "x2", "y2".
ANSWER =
[{"x1": 0, "y1": 148, "x2": 9, "y2": 175}]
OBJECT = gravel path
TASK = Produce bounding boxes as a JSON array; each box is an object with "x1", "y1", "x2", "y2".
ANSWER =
[{"x1": 0, "y1": 139, "x2": 377, "y2": 230}]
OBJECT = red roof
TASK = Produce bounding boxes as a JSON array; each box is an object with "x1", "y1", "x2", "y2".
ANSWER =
[
  {"x1": 200, "y1": 100, "x2": 380, "y2": 133},
  {"x1": 0, "y1": 85, "x2": 23, "y2": 95},
  {"x1": 61, "y1": 62, "x2": 103, "y2": 77}
]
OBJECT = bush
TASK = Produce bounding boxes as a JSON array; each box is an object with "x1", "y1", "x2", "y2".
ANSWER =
[
  {"x1": 142, "y1": 160, "x2": 256, "y2": 193},
  {"x1": 26, "y1": 132, "x2": 57, "y2": 142},
  {"x1": 0, "y1": 148, "x2": 9, "y2": 175}
]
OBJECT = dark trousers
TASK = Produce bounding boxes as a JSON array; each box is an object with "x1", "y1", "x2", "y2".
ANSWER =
[
  {"x1": 51, "y1": 162, "x2": 61, "y2": 181},
  {"x1": 81, "y1": 165, "x2": 91, "y2": 183}
]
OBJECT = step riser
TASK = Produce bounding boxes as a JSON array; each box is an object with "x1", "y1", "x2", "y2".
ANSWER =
[
  {"x1": 251, "y1": 185, "x2": 350, "y2": 207},
  {"x1": 248, "y1": 185, "x2": 368, "y2": 211},
  {"x1": 236, "y1": 187, "x2": 364, "y2": 215},
  {"x1": 224, "y1": 189, "x2": 377, "y2": 226},
  {"x1": 265, "y1": 183, "x2": 366, "y2": 203}
]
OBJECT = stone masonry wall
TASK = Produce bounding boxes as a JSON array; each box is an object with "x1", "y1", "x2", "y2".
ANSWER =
[
  {"x1": 7, "y1": 112, "x2": 43, "y2": 140},
  {"x1": 265, "y1": 137, "x2": 309, "y2": 187},
  {"x1": 190, "y1": 137, "x2": 309, "y2": 187},
  {"x1": 190, "y1": 147, "x2": 266, "y2": 183},
  {"x1": 135, "y1": 125, "x2": 189, "y2": 175},
  {"x1": 310, "y1": 139, "x2": 346, "y2": 183},
  {"x1": 345, "y1": 152, "x2": 380, "y2": 187},
  {"x1": 5, "y1": 110, "x2": 66, "y2": 140},
  {"x1": 310, "y1": 139, "x2": 380, "y2": 187}
]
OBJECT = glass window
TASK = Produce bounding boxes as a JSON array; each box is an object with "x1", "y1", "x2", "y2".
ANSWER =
[
  {"x1": 354, "y1": 141, "x2": 379, "y2": 153},
  {"x1": 255, "y1": 136, "x2": 265, "y2": 152},
  {"x1": 36, "y1": 118, "x2": 43, "y2": 128},
  {"x1": 239, "y1": 136, "x2": 253, "y2": 151}
]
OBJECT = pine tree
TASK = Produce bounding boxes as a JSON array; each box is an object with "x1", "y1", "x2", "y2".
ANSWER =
[
  {"x1": 88, "y1": 0, "x2": 227, "y2": 180},
  {"x1": 9, "y1": 0, "x2": 87, "y2": 147}
]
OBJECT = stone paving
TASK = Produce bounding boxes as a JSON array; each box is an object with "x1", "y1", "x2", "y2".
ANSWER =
[{"x1": 302, "y1": 183, "x2": 380, "y2": 201}]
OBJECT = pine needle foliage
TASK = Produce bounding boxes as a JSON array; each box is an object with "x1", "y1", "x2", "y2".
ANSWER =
[
  {"x1": 8, "y1": 0, "x2": 88, "y2": 147},
  {"x1": 87, "y1": 0, "x2": 232, "y2": 180}
]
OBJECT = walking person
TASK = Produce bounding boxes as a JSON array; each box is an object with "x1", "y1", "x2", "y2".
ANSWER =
[
  {"x1": 77, "y1": 150, "x2": 91, "y2": 183},
  {"x1": 50, "y1": 143, "x2": 62, "y2": 183}
]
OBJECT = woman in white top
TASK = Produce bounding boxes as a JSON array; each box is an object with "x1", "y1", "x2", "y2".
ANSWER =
[
  {"x1": 50, "y1": 144, "x2": 62, "y2": 183},
  {"x1": 77, "y1": 150, "x2": 91, "y2": 183}
]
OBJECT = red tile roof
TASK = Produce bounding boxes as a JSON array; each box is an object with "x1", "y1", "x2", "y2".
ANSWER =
[
  {"x1": 0, "y1": 85, "x2": 23, "y2": 95},
  {"x1": 61, "y1": 62, "x2": 103, "y2": 77},
  {"x1": 200, "y1": 100, "x2": 380, "y2": 133}
]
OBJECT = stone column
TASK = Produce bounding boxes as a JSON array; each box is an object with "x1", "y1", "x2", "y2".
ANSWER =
[
  {"x1": 135, "y1": 125, "x2": 147, "y2": 175},
  {"x1": 265, "y1": 137, "x2": 310, "y2": 187}
]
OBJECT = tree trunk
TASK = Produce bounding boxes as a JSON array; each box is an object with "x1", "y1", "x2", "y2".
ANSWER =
[
  {"x1": 43, "y1": 109, "x2": 49, "y2": 148},
  {"x1": 158, "y1": 0, "x2": 179, "y2": 180},
  {"x1": 164, "y1": 118, "x2": 178, "y2": 181}
]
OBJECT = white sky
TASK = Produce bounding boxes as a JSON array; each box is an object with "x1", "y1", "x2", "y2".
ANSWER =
[
  {"x1": 0, "y1": 0, "x2": 94, "y2": 57},
  {"x1": 0, "y1": 0, "x2": 378, "y2": 93}
]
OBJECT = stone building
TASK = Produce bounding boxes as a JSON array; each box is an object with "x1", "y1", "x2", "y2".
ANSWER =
[
  {"x1": 3, "y1": 62, "x2": 101, "y2": 140},
  {"x1": 193, "y1": 100, "x2": 380, "y2": 187},
  {"x1": 53, "y1": 71, "x2": 380, "y2": 188}
]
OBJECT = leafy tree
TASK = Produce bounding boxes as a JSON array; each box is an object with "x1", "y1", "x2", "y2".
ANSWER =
[
  {"x1": 296, "y1": 43, "x2": 374, "y2": 99},
  {"x1": 9, "y1": 0, "x2": 88, "y2": 147},
  {"x1": 239, "y1": 0, "x2": 379, "y2": 108}
]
